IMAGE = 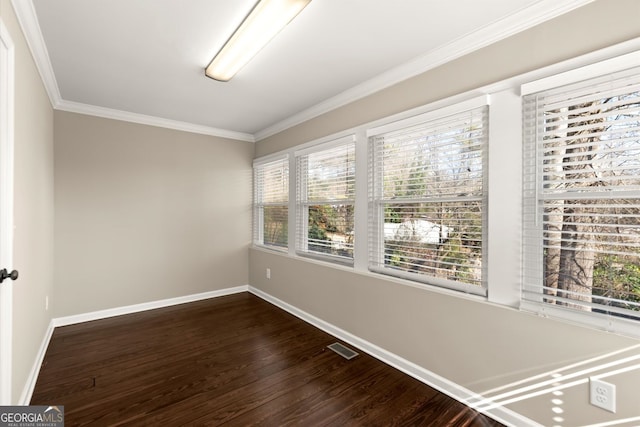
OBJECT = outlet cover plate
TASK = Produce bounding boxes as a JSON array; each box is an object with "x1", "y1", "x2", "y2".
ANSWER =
[{"x1": 590, "y1": 378, "x2": 616, "y2": 413}]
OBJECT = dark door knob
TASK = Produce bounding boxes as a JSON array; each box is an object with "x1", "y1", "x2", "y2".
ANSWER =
[{"x1": 0, "y1": 268, "x2": 18, "y2": 283}]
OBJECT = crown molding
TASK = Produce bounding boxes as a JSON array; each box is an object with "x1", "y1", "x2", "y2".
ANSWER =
[
  {"x1": 253, "y1": 0, "x2": 595, "y2": 141},
  {"x1": 10, "y1": 0, "x2": 61, "y2": 106},
  {"x1": 56, "y1": 100, "x2": 255, "y2": 142},
  {"x1": 10, "y1": 0, "x2": 255, "y2": 142},
  {"x1": 12, "y1": 0, "x2": 594, "y2": 144}
]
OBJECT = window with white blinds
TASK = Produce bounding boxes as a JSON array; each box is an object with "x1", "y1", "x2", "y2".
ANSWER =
[
  {"x1": 522, "y1": 65, "x2": 640, "y2": 332},
  {"x1": 296, "y1": 136, "x2": 355, "y2": 263},
  {"x1": 368, "y1": 100, "x2": 488, "y2": 294},
  {"x1": 254, "y1": 156, "x2": 289, "y2": 250}
]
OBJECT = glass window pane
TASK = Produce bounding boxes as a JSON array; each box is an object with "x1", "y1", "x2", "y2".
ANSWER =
[
  {"x1": 306, "y1": 204, "x2": 354, "y2": 258},
  {"x1": 382, "y1": 201, "x2": 482, "y2": 286},
  {"x1": 263, "y1": 206, "x2": 288, "y2": 248}
]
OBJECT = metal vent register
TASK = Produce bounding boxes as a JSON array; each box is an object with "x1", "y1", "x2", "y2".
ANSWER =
[{"x1": 327, "y1": 342, "x2": 359, "y2": 360}]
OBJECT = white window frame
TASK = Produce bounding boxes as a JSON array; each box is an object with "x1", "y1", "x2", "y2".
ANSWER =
[
  {"x1": 295, "y1": 135, "x2": 356, "y2": 265},
  {"x1": 367, "y1": 96, "x2": 490, "y2": 296},
  {"x1": 253, "y1": 154, "x2": 289, "y2": 252},
  {"x1": 521, "y1": 51, "x2": 640, "y2": 337},
  {"x1": 251, "y1": 39, "x2": 640, "y2": 337}
]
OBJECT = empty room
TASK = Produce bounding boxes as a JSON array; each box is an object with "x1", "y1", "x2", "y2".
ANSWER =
[{"x1": 1, "y1": 0, "x2": 639, "y2": 425}]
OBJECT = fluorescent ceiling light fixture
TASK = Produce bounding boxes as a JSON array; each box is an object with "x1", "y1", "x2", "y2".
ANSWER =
[{"x1": 205, "y1": 0, "x2": 312, "y2": 82}]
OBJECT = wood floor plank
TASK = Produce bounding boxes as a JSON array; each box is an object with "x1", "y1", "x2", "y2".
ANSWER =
[{"x1": 31, "y1": 292, "x2": 503, "y2": 426}]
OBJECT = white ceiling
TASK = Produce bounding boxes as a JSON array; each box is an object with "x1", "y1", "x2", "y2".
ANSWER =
[{"x1": 17, "y1": 0, "x2": 593, "y2": 142}]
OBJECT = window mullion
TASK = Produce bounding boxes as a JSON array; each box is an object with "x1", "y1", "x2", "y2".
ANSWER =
[
  {"x1": 367, "y1": 98, "x2": 488, "y2": 294},
  {"x1": 294, "y1": 137, "x2": 356, "y2": 263},
  {"x1": 522, "y1": 62, "x2": 640, "y2": 335},
  {"x1": 253, "y1": 156, "x2": 289, "y2": 251},
  {"x1": 287, "y1": 154, "x2": 296, "y2": 255}
]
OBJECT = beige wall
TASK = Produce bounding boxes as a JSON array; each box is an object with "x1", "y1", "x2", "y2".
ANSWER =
[
  {"x1": 0, "y1": 1, "x2": 55, "y2": 403},
  {"x1": 256, "y1": 0, "x2": 640, "y2": 157},
  {"x1": 250, "y1": 1, "x2": 640, "y2": 425},
  {"x1": 54, "y1": 111, "x2": 253, "y2": 317},
  {"x1": 3, "y1": 0, "x2": 639, "y2": 421},
  {"x1": 250, "y1": 250, "x2": 639, "y2": 425}
]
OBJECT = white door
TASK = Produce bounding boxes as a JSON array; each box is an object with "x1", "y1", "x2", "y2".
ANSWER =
[{"x1": 0, "y1": 18, "x2": 15, "y2": 405}]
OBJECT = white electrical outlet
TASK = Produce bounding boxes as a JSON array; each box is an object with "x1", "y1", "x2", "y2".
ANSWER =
[
  {"x1": 590, "y1": 378, "x2": 616, "y2": 413},
  {"x1": 45, "y1": 296, "x2": 49, "y2": 311},
  {"x1": 266, "y1": 268, "x2": 271, "y2": 279}
]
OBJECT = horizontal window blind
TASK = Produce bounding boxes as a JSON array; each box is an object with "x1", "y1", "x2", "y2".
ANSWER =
[
  {"x1": 254, "y1": 156, "x2": 289, "y2": 250},
  {"x1": 522, "y1": 65, "x2": 640, "y2": 331},
  {"x1": 369, "y1": 104, "x2": 488, "y2": 294},
  {"x1": 296, "y1": 138, "x2": 355, "y2": 262}
]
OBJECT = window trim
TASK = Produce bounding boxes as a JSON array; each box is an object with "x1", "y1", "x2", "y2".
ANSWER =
[
  {"x1": 367, "y1": 95, "x2": 489, "y2": 296},
  {"x1": 521, "y1": 50, "x2": 640, "y2": 96},
  {"x1": 295, "y1": 135, "x2": 356, "y2": 265},
  {"x1": 251, "y1": 38, "x2": 640, "y2": 338},
  {"x1": 253, "y1": 154, "x2": 289, "y2": 252},
  {"x1": 520, "y1": 53, "x2": 640, "y2": 337},
  {"x1": 366, "y1": 95, "x2": 489, "y2": 137}
]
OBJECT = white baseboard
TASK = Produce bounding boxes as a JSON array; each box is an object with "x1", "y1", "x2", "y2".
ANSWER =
[
  {"x1": 53, "y1": 285, "x2": 249, "y2": 327},
  {"x1": 248, "y1": 286, "x2": 540, "y2": 427},
  {"x1": 23, "y1": 285, "x2": 538, "y2": 426},
  {"x1": 21, "y1": 285, "x2": 249, "y2": 404},
  {"x1": 19, "y1": 320, "x2": 55, "y2": 405}
]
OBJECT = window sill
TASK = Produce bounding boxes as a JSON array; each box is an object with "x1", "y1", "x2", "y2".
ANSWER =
[{"x1": 250, "y1": 244, "x2": 489, "y2": 305}]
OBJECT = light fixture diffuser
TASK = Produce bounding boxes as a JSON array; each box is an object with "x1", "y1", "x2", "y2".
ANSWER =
[{"x1": 205, "y1": 0, "x2": 311, "y2": 82}]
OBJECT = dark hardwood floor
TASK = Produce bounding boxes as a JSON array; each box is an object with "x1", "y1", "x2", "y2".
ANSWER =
[{"x1": 32, "y1": 292, "x2": 502, "y2": 426}]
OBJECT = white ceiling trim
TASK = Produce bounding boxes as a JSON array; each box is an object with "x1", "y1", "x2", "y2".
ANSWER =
[
  {"x1": 10, "y1": 0, "x2": 255, "y2": 142},
  {"x1": 56, "y1": 100, "x2": 255, "y2": 142},
  {"x1": 10, "y1": 0, "x2": 61, "y2": 107},
  {"x1": 12, "y1": 0, "x2": 594, "y2": 144},
  {"x1": 253, "y1": 0, "x2": 595, "y2": 141}
]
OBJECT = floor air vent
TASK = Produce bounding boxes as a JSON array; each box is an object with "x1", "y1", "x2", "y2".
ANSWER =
[{"x1": 327, "y1": 342, "x2": 359, "y2": 360}]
